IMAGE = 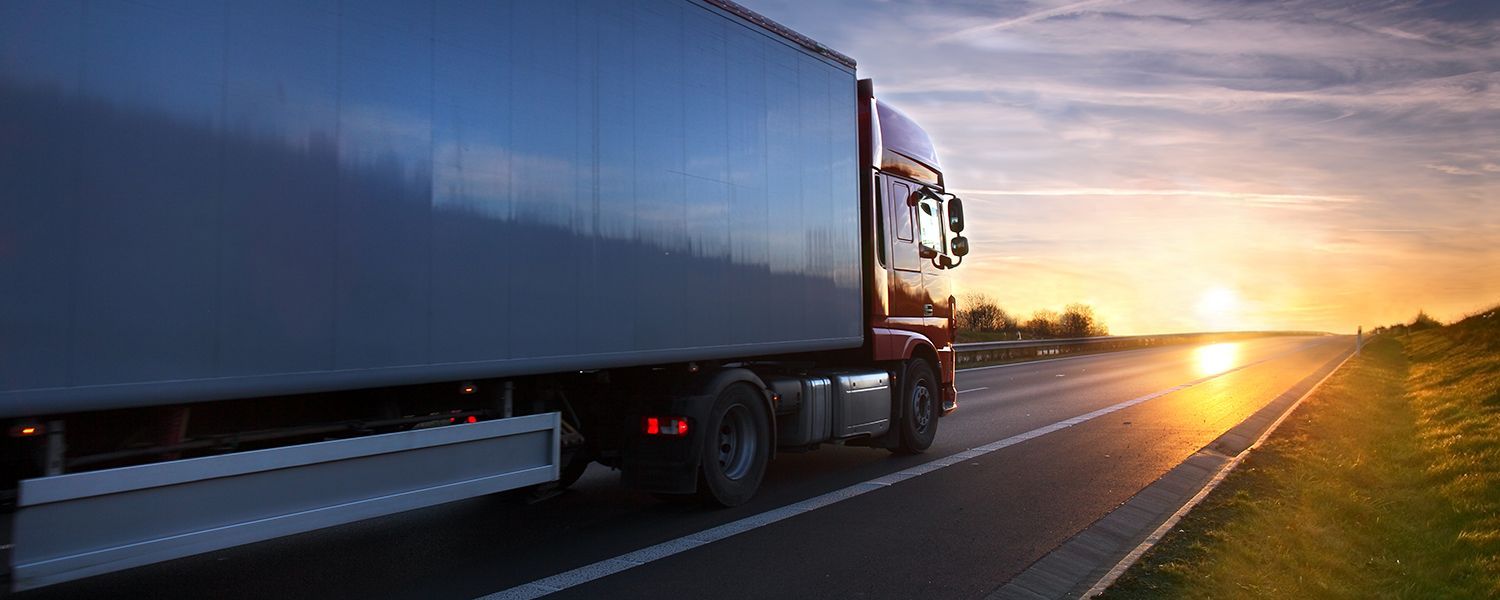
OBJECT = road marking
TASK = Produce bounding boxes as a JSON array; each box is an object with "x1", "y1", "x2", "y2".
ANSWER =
[
  {"x1": 476, "y1": 340, "x2": 1330, "y2": 600},
  {"x1": 958, "y1": 387, "x2": 989, "y2": 394}
]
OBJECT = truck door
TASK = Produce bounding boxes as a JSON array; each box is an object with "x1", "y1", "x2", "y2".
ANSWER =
[{"x1": 886, "y1": 178, "x2": 925, "y2": 320}]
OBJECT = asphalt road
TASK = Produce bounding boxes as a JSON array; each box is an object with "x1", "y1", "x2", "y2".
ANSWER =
[{"x1": 20, "y1": 335, "x2": 1352, "y2": 600}]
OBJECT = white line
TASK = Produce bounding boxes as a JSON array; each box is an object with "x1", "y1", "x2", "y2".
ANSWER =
[
  {"x1": 475, "y1": 342, "x2": 1325, "y2": 600},
  {"x1": 958, "y1": 387, "x2": 989, "y2": 394}
]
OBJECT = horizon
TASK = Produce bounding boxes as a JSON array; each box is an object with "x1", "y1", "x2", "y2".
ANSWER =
[{"x1": 744, "y1": 0, "x2": 1500, "y2": 335}]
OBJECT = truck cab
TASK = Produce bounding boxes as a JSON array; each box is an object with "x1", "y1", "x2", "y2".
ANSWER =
[{"x1": 860, "y1": 80, "x2": 969, "y2": 417}]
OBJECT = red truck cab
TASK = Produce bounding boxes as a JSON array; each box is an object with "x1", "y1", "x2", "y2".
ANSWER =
[{"x1": 859, "y1": 80, "x2": 970, "y2": 420}]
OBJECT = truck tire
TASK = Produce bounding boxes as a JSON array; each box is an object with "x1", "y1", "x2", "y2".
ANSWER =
[
  {"x1": 893, "y1": 359, "x2": 939, "y2": 454},
  {"x1": 697, "y1": 383, "x2": 771, "y2": 507}
]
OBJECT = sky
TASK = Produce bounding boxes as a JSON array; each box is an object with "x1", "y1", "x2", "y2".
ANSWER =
[{"x1": 743, "y1": 0, "x2": 1500, "y2": 334}]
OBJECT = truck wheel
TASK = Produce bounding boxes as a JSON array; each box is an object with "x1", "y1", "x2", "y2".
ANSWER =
[
  {"x1": 893, "y1": 359, "x2": 939, "y2": 455},
  {"x1": 697, "y1": 383, "x2": 771, "y2": 507}
]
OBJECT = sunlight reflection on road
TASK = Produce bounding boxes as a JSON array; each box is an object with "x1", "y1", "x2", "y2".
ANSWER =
[{"x1": 1193, "y1": 343, "x2": 1241, "y2": 377}]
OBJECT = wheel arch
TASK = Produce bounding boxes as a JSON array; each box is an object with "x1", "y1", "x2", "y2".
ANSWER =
[{"x1": 873, "y1": 327, "x2": 939, "y2": 364}]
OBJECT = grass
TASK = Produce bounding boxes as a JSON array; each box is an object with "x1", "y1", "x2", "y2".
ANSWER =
[{"x1": 1101, "y1": 306, "x2": 1500, "y2": 599}]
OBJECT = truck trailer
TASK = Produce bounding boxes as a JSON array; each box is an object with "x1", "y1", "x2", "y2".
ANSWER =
[{"x1": 0, "y1": 0, "x2": 970, "y2": 590}]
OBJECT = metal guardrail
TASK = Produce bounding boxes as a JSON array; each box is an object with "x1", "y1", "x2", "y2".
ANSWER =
[{"x1": 954, "y1": 331, "x2": 1332, "y2": 366}]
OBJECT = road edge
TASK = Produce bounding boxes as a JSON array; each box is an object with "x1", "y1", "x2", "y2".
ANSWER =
[{"x1": 988, "y1": 343, "x2": 1357, "y2": 600}]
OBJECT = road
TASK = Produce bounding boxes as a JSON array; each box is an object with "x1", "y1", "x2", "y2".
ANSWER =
[{"x1": 21, "y1": 336, "x2": 1352, "y2": 600}]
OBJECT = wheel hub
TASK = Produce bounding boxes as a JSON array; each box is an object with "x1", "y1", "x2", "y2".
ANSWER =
[
  {"x1": 912, "y1": 384, "x2": 933, "y2": 433},
  {"x1": 715, "y1": 405, "x2": 757, "y2": 480}
]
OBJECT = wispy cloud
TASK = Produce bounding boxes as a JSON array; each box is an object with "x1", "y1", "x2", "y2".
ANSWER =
[
  {"x1": 955, "y1": 188, "x2": 1358, "y2": 205},
  {"x1": 1427, "y1": 164, "x2": 1483, "y2": 176},
  {"x1": 941, "y1": 0, "x2": 1127, "y2": 38}
]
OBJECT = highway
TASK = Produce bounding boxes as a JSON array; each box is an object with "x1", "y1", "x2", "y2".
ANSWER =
[{"x1": 21, "y1": 336, "x2": 1352, "y2": 600}]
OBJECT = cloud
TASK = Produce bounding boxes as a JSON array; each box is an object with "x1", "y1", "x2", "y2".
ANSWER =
[
  {"x1": 1427, "y1": 164, "x2": 1482, "y2": 176},
  {"x1": 941, "y1": 0, "x2": 1127, "y2": 38},
  {"x1": 955, "y1": 187, "x2": 1358, "y2": 206}
]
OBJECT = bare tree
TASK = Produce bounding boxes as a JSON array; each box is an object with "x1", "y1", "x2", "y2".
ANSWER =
[
  {"x1": 956, "y1": 293, "x2": 1013, "y2": 333},
  {"x1": 1059, "y1": 303, "x2": 1108, "y2": 338},
  {"x1": 1024, "y1": 309, "x2": 1060, "y2": 339}
]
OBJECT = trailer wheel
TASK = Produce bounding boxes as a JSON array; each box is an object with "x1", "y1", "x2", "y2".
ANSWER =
[
  {"x1": 893, "y1": 359, "x2": 939, "y2": 455},
  {"x1": 697, "y1": 383, "x2": 771, "y2": 507}
]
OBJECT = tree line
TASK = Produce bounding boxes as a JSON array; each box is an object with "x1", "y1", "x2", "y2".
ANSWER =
[{"x1": 955, "y1": 294, "x2": 1109, "y2": 339}]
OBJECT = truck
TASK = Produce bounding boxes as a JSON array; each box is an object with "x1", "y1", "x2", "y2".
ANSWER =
[{"x1": 0, "y1": 0, "x2": 970, "y2": 591}]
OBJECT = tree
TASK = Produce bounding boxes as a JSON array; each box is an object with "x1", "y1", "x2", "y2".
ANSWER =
[
  {"x1": 1024, "y1": 309, "x2": 1060, "y2": 339},
  {"x1": 956, "y1": 293, "x2": 1013, "y2": 333},
  {"x1": 1059, "y1": 303, "x2": 1108, "y2": 338}
]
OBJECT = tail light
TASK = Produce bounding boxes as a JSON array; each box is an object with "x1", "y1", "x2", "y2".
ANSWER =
[
  {"x1": 642, "y1": 416, "x2": 690, "y2": 437},
  {"x1": 9, "y1": 423, "x2": 43, "y2": 437}
]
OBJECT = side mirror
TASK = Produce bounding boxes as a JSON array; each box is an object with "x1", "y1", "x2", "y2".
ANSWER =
[
  {"x1": 951, "y1": 236, "x2": 970, "y2": 257},
  {"x1": 947, "y1": 197, "x2": 965, "y2": 233},
  {"x1": 914, "y1": 187, "x2": 943, "y2": 206}
]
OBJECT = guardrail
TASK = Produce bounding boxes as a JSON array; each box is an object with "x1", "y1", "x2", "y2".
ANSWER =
[{"x1": 954, "y1": 331, "x2": 1332, "y2": 367}]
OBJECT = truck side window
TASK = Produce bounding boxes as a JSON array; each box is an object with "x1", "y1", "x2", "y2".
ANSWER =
[
  {"x1": 917, "y1": 197, "x2": 945, "y2": 254},
  {"x1": 875, "y1": 182, "x2": 887, "y2": 266},
  {"x1": 894, "y1": 183, "x2": 914, "y2": 242}
]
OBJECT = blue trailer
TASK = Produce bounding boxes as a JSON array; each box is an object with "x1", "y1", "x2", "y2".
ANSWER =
[{"x1": 0, "y1": 0, "x2": 860, "y2": 419}]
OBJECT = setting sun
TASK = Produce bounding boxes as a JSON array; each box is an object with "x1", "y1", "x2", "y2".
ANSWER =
[{"x1": 1195, "y1": 287, "x2": 1242, "y2": 331}]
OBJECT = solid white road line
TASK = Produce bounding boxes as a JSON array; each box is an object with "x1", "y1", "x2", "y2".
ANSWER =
[
  {"x1": 476, "y1": 339, "x2": 1333, "y2": 600},
  {"x1": 958, "y1": 387, "x2": 989, "y2": 394}
]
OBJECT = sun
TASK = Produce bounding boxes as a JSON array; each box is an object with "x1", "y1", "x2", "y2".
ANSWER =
[{"x1": 1196, "y1": 287, "x2": 1241, "y2": 330}]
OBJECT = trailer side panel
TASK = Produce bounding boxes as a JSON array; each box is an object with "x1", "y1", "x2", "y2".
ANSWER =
[{"x1": 0, "y1": 0, "x2": 861, "y2": 417}]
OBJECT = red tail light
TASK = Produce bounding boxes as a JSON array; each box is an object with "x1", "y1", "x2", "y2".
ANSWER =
[{"x1": 642, "y1": 416, "x2": 689, "y2": 437}]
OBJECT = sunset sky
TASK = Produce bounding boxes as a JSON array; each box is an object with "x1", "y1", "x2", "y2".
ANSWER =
[{"x1": 746, "y1": 0, "x2": 1500, "y2": 334}]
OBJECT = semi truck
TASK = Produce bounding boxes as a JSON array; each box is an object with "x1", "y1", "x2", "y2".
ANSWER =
[{"x1": 0, "y1": 0, "x2": 970, "y2": 591}]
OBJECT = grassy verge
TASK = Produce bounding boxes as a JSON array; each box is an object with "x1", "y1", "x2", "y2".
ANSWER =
[{"x1": 1102, "y1": 307, "x2": 1500, "y2": 598}]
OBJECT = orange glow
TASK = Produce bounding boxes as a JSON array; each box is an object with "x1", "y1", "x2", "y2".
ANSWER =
[
  {"x1": 1196, "y1": 288, "x2": 1240, "y2": 326},
  {"x1": 1193, "y1": 343, "x2": 1240, "y2": 376},
  {"x1": 19, "y1": 426, "x2": 38, "y2": 436}
]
